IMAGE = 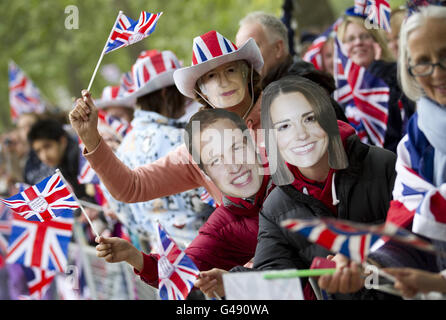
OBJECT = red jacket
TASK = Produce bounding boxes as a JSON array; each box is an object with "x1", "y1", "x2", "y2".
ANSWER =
[{"x1": 135, "y1": 175, "x2": 273, "y2": 287}]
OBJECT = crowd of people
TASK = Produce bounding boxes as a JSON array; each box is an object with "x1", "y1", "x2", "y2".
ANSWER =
[{"x1": 1, "y1": 1, "x2": 446, "y2": 300}]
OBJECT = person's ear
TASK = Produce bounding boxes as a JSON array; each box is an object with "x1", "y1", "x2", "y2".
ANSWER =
[{"x1": 274, "y1": 39, "x2": 285, "y2": 59}]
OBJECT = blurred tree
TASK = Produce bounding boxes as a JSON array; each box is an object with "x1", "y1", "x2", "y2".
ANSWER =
[{"x1": 0, "y1": 0, "x2": 281, "y2": 133}]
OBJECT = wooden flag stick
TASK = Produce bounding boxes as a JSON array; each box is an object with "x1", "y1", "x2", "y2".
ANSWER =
[
  {"x1": 55, "y1": 169, "x2": 99, "y2": 238},
  {"x1": 86, "y1": 10, "x2": 123, "y2": 92}
]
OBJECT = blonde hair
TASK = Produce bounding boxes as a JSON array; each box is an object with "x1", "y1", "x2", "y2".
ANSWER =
[
  {"x1": 337, "y1": 16, "x2": 394, "y2": 62},
  {"x1": 398, "y1": 6, "x2": 446, "y2": 102}
]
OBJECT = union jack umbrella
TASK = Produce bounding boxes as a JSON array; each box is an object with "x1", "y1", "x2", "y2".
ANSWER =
[
  {"x1": 157, "y1": 222, "x2": 200, "y2": 300},
  {"x1": 7, "y1": 210, "x2": 73, "y2": 272},
  {"x1": 23, "y1": 266, "x2": 56, "y2": 299},
  {"x1": 105, "y1": 11, "x2": 163, "y2": 54},
  {"x1": 333, "y1": 37, "x2": 390, "y2": 147},
  {"x1": 8, "y1": 61, "x2": 45, "y2": 122},
  {"x1": 281, "y1": 217, "x2": 438, "y2": 263},
  {"x1": 1, "y1": 172, "x2": 79, "y2": 222}
]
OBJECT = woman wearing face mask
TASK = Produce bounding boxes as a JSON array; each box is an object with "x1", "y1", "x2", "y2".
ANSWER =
[
  {"x1": 254, "y1": 76, "x2": 397, "y2": 299},
  {"x1": 336, "y1": 8, "x2": 416, "y2": 152},
  {"x1": 190, "y1": 76, "x2": 398, "y2": 300},
  {"x1": 95, "y1": 109, "x2": 274, "y2": 290},
  {"x1": 69, "y1": 30, "x2": 264, "y2": 209}
]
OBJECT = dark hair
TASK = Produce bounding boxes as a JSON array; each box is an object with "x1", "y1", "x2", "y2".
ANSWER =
[
  {"x1": 184, "y1": 108, "x2": 252, "y2": 170},
  {"x1": 27, "y1": 118, "x2": 67, "y2": 144},
  {"x1": 261, "y1": 75, "x2": 348, "y2": 186},
  {"x1": 136, "y1": 85, "x2": 186, "y2": 119},
  {"x1": 194, "y1": 60, "x2": 263, "y2": 109}
]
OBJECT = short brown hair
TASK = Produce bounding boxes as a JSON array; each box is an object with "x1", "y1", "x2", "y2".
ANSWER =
[
  {"x1": 136, "y1": 85, "x2": 186, "y2": 119},
  {"x1": 261, "y1": 76, "x2": 349, "y2": 186}
]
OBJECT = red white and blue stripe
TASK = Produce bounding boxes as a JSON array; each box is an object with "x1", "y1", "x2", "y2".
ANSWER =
[
  {"x1": 77, "y1": 142, "x2": 100, "y2": 185},
  {"x1": 8, "y1": 61, "x2": 45, "y2": 122},
  {"x1": 333, "y1": 37, "x2": 390, "y2": 147},
  {"x1": 157, "y1": 223, "x2": 200, "y2": 300},
  {"x1": 1, "y1": 173, "x2": 79, "y2": 222},
  {"x1": 0, "y1": 202, "x2": 11, "y2": 256},
  {"x1": 303, "y1": 18, "x2": 342, "y2": 71},
  {"x1": 7, "y1": 211, "x2": 73, "y2": 272},
  {"x1": 105, "y1": 11, "x2": 163, "y2": 54},
  {"x1": 97, "y1": 109, "x2": 132, "y2": 139},
  {"x1": 191, "y1": 30, "x2": 238, "y2": 66},
  {"x1": 365, "y1": 0, "x2": 391, "y2": 31},
  {"x1": 388, "y1": 113, "x2": 446, "y2": 241},
  {"x1": 23, "y1": 266, "x2": 56, "y2": 299},
  {"x1": 282, "y1": 217, "x2": 437, "y2": 263}
]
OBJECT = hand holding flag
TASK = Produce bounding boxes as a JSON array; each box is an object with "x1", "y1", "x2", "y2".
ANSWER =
[{"x1": 156, "y1": 222, "x2": 200, "y2": 300}]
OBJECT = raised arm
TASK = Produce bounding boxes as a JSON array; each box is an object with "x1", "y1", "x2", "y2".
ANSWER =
[{"x1": 69, "y1": 90, "x2": 222, "y2": 204}]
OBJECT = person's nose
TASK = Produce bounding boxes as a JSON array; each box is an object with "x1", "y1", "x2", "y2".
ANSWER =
[{"x1": 294, "y1": 123, "x2": 309, "y2": 141}]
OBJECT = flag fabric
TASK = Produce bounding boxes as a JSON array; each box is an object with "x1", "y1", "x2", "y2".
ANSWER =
[
  {"x1": 105, "y1": 11, "x2": 163, "y2": 54},
  {"x1": 97, "y1": 109, "x2": 132, "y2": 140},
  {"x1": 200, "y1": 190, "x2": 217, "y2": 208},
  {"x1": 77, "y1": 141, "x2": 101, "y2": 185},
  {"x1": 119, "y1": 71, "x2": 135, "y2": 95},
  {"x1": 333, "y1": 37, "x2": 390, "y2": 147},
  {"x1": 389, "y1": 113, "x2": 446, "y2": 241},
  {"x1": 281, "y1": 217, "x2": 438, "y2": 263},
  {"x1": 365, "y1": 0, "x2": 391, "y2": 31},
  {"x1": 8, "y1": 61, "x2": 45, "y2": 122},
  {"x1": 354, "y1": 0, "x2": 368, "y2": 15},
  {"x1": 157, "y1": 223, "x2": 200, "y2": 300},
  {"x1": 1, "y1": 173, "x2": 79, "y2": 222},
  {"x1": 23, "y1": 266, "x2": 56, "y2": 299},
  {"x1": 302, "y1": 18, "x2": 342, "y2": 71},
  {"x1": 0, "y1": 202, "x2": 11, "y2": 257},
  {"x1": 6, "y1": 211, "x2": 73, "y2": 272}
]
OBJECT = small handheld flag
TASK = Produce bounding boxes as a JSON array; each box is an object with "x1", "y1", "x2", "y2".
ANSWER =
[
  {"x1": 87, "y1": 11, "x2": 163, "y2": 92},
  {"x1": 8, "y1": 61, "x2": 45, "y2": 122},
  {"x1": 1, "y1": 172, "x2": 78, "y2": 222},
  {"x1": 281, "y1": 217, "x2": 439, "y2": 263},
  {"x1": 156, "y1": 222, "x2": 200, "y2": 300}
]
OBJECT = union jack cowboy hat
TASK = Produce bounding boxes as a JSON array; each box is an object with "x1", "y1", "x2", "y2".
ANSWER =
[
  {"x1": 95, "y1": 85, "x2": 135, "y2": 109},
  {"x1": 173, "y1": 30, "x2": 264, "y2": 99},
  {"x1": 126, "y1": 50, "x2": 182, "y2": 100}
]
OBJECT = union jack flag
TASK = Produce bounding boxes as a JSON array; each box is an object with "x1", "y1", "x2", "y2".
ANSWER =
[
  {"x1": 333, "y1": 37, "x2": 390, "y2": 147},
  {"x1": 157, "y1": 223, "x2": 200, "y2": 300},
  {"x1": 8, "y1": 61, "x2": 45, "y2": 122},
  {"x1": 354, "y1": 0, "x2": 368, "y2": 15},
  {"x1": 105, "y1": 11, "x2": 163, "y2": 54},
  {"x1": 77, "y1": 141, "x2": 100, "y2": 185},
  {"x1": 303, "y1": 18, "x2": 343, "y2": 71},
  {"x1": 7, "y1": 211, "x2": 73, "y2": 272},
  {"x1": 23, "y1": 266, "x2": 56, "y2": 299},
  {"x1": 388, "y1": 112, "x2": 446, "y2": 242},
  {"x1": 281, "y1": 217, "x2": 438, "y2": 263},
  {"x1": 97, "y1": 109, "x2": 132, "y2": 140},
  {"x1": 0, "y1": 202, "x2": 11, "y2": 257},
  {"x1": 1, "y1": 173, "x2": 79, "y2": 222},
  {"x1": 365, "y1": 0, "x2": 391, "y2": 31}
]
